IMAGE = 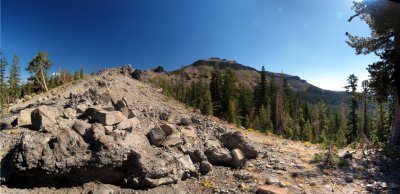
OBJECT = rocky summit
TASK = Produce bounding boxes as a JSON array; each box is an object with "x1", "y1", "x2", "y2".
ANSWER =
[{"x1": 0, "y1": 67, "x2": 398, "y2": 194}]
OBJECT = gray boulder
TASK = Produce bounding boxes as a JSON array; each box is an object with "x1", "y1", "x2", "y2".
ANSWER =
[
  {"x1": 147, "y1": 126, "x2": 166, "y2": 147},
  {"x1": 31, "y1": 106, "x2": 61, "y2": 131},
  {"x1": 231, "y1": 148, "x2": 246, "y2": 169},
  {"x1": 218, "y1": 131, "x2": 258, "y2": 159},
  {"x1": 17, "y1": 108, "x2": 35, "y2": 127}
]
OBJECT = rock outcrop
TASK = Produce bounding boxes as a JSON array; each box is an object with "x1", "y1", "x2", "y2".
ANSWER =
[{"x1": 0, "y1": 68, "x2": 258, "y2": 189}]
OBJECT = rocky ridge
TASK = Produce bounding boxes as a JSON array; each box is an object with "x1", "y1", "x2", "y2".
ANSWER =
[{"x1": 0, "y1": 66, "x2": 257, "y2": 189}]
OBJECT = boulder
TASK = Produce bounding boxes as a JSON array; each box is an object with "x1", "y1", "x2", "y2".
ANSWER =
[
  {"x1": 94, "y1": 111, "x2": 125, "y2": 126},
  {"x1": 17, "y1": 108, "x2": 35, "y2": 127},
  {"x1": 63, "y1": 108, "x2": 77, "y2": 119},
  {"x1": 205, "y1": 140, "x2": 232, "y2": 165},
  {"x1": 178, "y1": 155, "x2": 196, "y2": 172},
  {"x1": 72, "y1": 120, "x2": 92, "y2": 136},
  {"x1": 256, "y1": 185, "x2": 289, "y2": 194},
  {"x1": 162, "y1": 132, "x2": 183, "y2": 147},
  {"x1": 160, "y1": 124, "x2": 175, "y2": 135},
  {"x1": 31, "y1": 106, "x2": 61, "y2": 131},
  {"x1": 147, "y1": 126, "x2": 166, "y2": 146},
  {"x1": 113, "y1": 98, "x2": 128, "y2": 111},
  {"x1": 120, "y1": 107, "x2": 135, "y2": 119},
  {"x1": 231, "y1": 149, "x2": 246, "y2": 169},
  {"x1": 218, "y1": 131, "x2": 258, "y2": 159},
  {"x1": 116, "y1": 118, "x2": 140, "y2": 130},
  {"x1": 181, "y1": 127, "x2": 197, "y2": 138}
]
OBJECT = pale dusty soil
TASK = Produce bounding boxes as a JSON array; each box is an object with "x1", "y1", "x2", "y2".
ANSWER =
[{"x1": 1, "y1": 70, "x2": 398, "y2": 194}]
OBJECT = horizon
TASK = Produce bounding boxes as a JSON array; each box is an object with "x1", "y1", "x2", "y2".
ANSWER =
[{"x1": 1, "y1": 0, "x2": 379, "y2": 91}]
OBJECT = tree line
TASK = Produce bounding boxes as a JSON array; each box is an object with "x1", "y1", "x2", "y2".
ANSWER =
[
  {"x1": 0, "y1": 51, "x2": 85, "y2": 112},
  {"x1": 152, "y1": 64, "x2": 394, "y2": 147}
]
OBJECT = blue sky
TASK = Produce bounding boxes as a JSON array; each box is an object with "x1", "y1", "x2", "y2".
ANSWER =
[{"x1": 1, "y1": 0, "x2": 378, "y2": 91}]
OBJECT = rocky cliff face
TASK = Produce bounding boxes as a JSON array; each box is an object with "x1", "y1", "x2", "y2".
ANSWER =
[{"x1": 0, "y1": 66, "x2": 257, "y2": 189}]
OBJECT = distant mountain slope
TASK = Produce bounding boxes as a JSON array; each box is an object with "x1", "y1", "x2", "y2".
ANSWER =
[{"x1": 145, "y1": 57, "x2": 348, "y2": 106}]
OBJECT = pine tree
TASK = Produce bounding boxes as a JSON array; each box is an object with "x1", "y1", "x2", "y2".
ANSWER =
[
  {"x1": 238, "y1": 84, "x2": 252, "y2": 127},
  {"x1": 228, "y1": 99, "x2": 238, "y2": 124},
  {"x1": 80, "y1": 67, "x2": 84, "y2": 79},
  {"x1": 8, "y1": 55, "x2": 21, "y2": 101},
  {"x1": 27, "y1": 52, "x2": 52, "y2": 92},
  {"x1": 222, "y1": 69, "x2": 237, "y2": 118},
  {"x1": 336, "y1": 97, "x2": 347, "y2": 147},
  {"x1": 254, "y1": 66, "x2": 268, "y2": 110},
  {"x1": 202, "y1": 88, "x2": 213, "y2": 115},
  {"x1": 0, "y1": 50, "x2": 8, "y2": 111},
  {"x1": 345, "y1": 74, "x2": 358, "y2": 143},
  {"x1": 361, "y1": 80, "x2": 369, "y2": 139},
  {"x1": 65, "y1": 70, "x2": 72, "y2": 82},
  {"x1": 73, "y1": 70, "x2": 80, "y2": 81},
  {"x1": 210, "y1": 66, "x2": 223, "y2": 117},
  {"x1": 346, "y1": 0, "x2": 400, "y2": 145}
]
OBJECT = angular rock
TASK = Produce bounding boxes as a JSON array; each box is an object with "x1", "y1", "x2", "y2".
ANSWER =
[
  {"x1": 17, "y1": 108, "x2": 35, "y2": 127},
  {"x1": 76, "y1": 103, "x2": 89, "y2": 113},
  {"x1": 147, "y1": 126, "x2": 166, "y2": 146},
  {"x1": 231, "y1": 148, "x2": 246, "y2": 169},
  {"x1": 113, "y1": 98, "x2": 128, "y2": 111},
  {"x1": 72, "y1": 120, "x2": 92, "y2": 136},
  {"x1": 31, "y1": 106, "x2": 61, "y2": 131},
  {"x1": 181, "y1": 127, "x2": 197, "y2": 138},
  {"x1": 142, "y1": 177, "x2": 176, "y2": 188},
  {"x1": 218, "y1": 131, "x2": 258, "y2": 159},
  {"x1": 205, "y1": 140, "x2": 232, "y2": 165},
  {"x1": 162, "y1": 132, "x2": 183, "y2": 147},
  {"x1": 178, "y1": 155, "x2": 196, "y2": 172},
  {"x1": 120, "y1": 107, "x2": 135, "y2": 119},
  {"x1": 116, "y1": 117, "x2": 140, "y2": 130},
  {"x1": 160, "y1": 124, "x2": 175, "y2": 135},
  {"x1": 256, "y1": 185, "x2": 289, "y2": 194},
  {"x1": 94, "y1": 111, "x2": 125, "y2": 126},
  {"x1": 63, "y1": 108, "x2": 77, "y2": 119}
]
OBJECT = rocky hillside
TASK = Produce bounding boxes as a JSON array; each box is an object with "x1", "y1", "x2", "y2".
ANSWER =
[
  {"x1": 0, "y1": 66, "x2": 398, "y2": 194},
  {"x1": 141, "y1": 58, "x2": 347, "y2": 106}
]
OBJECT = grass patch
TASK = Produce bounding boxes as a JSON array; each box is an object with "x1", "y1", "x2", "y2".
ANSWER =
[
  {"x1": 202, "y1": 179, "x2": 215, "y2": 189},
  {"x1": 304, "y1": 141, "x2": 313, "y2": 147}
]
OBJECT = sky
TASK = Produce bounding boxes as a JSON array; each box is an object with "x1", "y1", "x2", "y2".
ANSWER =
[{"x1": 1, "y1": 0, "x2": 379, "y2": 91}]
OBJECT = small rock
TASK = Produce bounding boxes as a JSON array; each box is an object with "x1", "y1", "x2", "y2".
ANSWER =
[
  {"x1": 310, "y1": 181, "x2": 316, "y2": 186},
  {"x1": 76, "y1": 103, "x2": 88, "y2": 113},
  {"x1": 147, "y1": 126, "x2": 166, "y2": 146},
  {"x1": 233, "y1": 172, "x2": 254, "y2": 181},
  {"x1": 278, "y1": 181, "x2": 286, "y2": 187},
  {"x1": 162, "y1": 132, "x2": 183, "y2": 147},
  {"x1": 366, "y1": 184, "x2": 374, "y2": 192},
  {"x1": 344, "y1": 175, "x2": 353, "y2": 183},
  {"x1": 380, "y1": 182, "x2": 388, "y2": 190},
  {"x1": 159, "y1": 112, "x2": 169, "y2": 121},
  {"x1": 160, "y1": 124, "x2": 175, "y2": 136},
  {"x1": 63, "y1": 108, "x2": 77, "y2": 119},
  {"x1": 256, "y1": 185, "x2": 289, "y2": 194},
  {"x1": 200, "y1": 161, "x2": 213, "y2": 174},
  {"x1": 179, "y1": 118, "x2": 191, "y2": 126},
  {"x1": 72, "y1": 120, "x2": 92, "y2": 136}
]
